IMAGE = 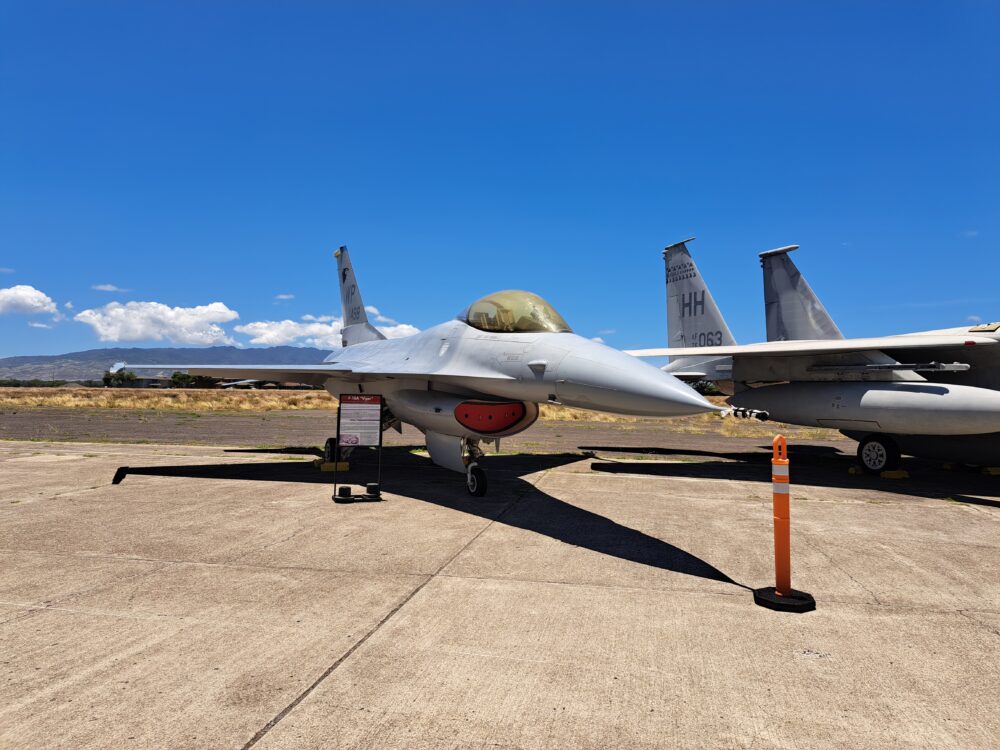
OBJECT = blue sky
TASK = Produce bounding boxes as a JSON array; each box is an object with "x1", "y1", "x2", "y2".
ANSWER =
[{"x1": 1, "y1": 1, "x2": 997, "y2": 357}]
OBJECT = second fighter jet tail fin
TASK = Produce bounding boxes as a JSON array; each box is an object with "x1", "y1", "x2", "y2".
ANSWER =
[
  {"x1": 759, "y1": 246, "x2": 842, "y2": 342},
  {"x1": 662, "y1": 237, "x2": 736, "y2": 385}
]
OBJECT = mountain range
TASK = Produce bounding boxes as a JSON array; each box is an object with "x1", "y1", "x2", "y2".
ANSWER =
[{"x1": 0, "y1": 347, "x2": 333, "y2": 382}]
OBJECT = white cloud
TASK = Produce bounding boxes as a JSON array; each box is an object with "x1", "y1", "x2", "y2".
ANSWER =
[
  {"x1": 274, "y1": 293, "x2": 295, "y2": 301},
  {"x1": 967, "y1": 315, "x2": 983, "y2": 323},
  {"x1": 597, "y1": 328, "x2": 616, "y2": 336},
  {"x1": 64, "y1": 301, "x2": 74, "y2": 310},
  {"x1": 236, "y1": 319, "x2": 344, "y2": 348},
  {"x1": 92, "y1": 283, "x2": 130, "y2": 292},
  {"x1": 377, "y1": 323, "x2": 419, "y2": 338},
  {"x1": 236, "y1": 311, "x2": 419, "y2": 348},
  {"x1": 365, "y1": 304, "x2": 397, "y2": 324},
  {"x1": 74, "y1": 301, "x2": 239, "y2": 345},
  {"x1": 960, "y1": 229, "x2": 979, "y2": 239},
  {"x1": 590, "y1": 336, "x2": 605, "y2": 344},
  {"x1": 28, "y1": 321, "x2": 52, "y2": 329},
  {"x1": 0, "y1": 285, "x2": 58, "y2": 316},
  {"x1": 0, "y1": 267, "x2": 13, "y2": 273}
]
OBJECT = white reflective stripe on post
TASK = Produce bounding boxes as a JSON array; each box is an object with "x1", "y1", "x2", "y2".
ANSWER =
[
  {"x1": 772, "y1": 464, "x2": 789, "y2": 477},
  {"x1": 773, "y1": 482, "x2": 790, "y2": 496}
]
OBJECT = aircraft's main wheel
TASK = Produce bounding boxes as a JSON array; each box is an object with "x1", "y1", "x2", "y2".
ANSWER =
[
  {"x1": 858, "y1": 435, "x2": 901, "y2": 475},
  {"x1": 466, "y1": 466, "x2": 487, "y2": 496}
]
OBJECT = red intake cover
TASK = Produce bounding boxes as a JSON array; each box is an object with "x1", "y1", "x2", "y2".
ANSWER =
[{"x1": 454, "y1": 401, "x2": 527, "y2": 435}]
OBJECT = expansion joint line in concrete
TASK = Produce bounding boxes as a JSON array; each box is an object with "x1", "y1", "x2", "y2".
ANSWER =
[
  {"x1": 956, "y1": 609, "x2": 1000, "y2": 639},
  {"x1": 239, "y1": 496, "x2": 520, "y2": 750},
  {"x1": 804, "y1": 531, "x2": 883, "y2": 606}
]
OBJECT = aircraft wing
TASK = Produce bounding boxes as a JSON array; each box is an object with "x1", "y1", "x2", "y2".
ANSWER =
[
  {"x1": 117, "y1": 361, "x2": 515, "y2": 387},
  {"x1": 625, "y1": 334, "x2": 998, "y2": 358},
  {"x1": 117, "y1": 363, "x2": 355, "y2": 387}
]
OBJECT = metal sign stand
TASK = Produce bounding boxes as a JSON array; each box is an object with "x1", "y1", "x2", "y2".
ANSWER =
[{"x1": 332, "y1": 394, "x2": 384, "y2": 503}]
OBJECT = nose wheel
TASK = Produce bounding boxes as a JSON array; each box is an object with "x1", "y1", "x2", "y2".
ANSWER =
[
  {"x1": 461, "y1": 438, "x2": 488, "y2": 496},
  {"x1": 466, "y1": 464, "x2": 488, "y2": 496}
]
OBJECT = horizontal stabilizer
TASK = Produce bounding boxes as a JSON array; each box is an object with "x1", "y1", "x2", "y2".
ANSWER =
[{"x1": 668, "y1": 371, "x2": 708, "y2": 381}]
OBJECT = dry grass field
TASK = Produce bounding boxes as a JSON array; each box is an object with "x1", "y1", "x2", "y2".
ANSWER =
[
  {"x1": 0, "y1": 387, "x2": 334, "y2": 412},
  {"x1": 0, "y1": 387, "x2": 667, "y2": 420},
  {"x1": 0, "y1": 387, "x2": 840, "y2": 440}
]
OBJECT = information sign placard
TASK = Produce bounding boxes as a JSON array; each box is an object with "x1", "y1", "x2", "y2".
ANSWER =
[
  {"x1": 338, "y1": 394, "x2": 382, "y2": 447},
  {"x1": 332, "y1": 393, "x2": 384, "y2": 501}
]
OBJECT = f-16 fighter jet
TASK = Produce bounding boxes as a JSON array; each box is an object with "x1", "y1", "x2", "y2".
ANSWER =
[
  {"x1": 120, "y1": 247, "x2": 718, "y2": 494},
  {"x1": 629, "y1": 238, "x2": 1000, "y2": 473}
]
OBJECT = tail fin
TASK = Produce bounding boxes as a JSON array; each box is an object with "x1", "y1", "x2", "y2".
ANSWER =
[
  {"x1": 759, "y1": 245, "x2": 842, "y2": 341},
  {"x1": 662, "y1": 238, "x2": 736, "y2": 385},
  {"x1": 664, "y1": 238, "x2": 737, "y2": 349},
  {"x1": 335, "y1": 246, "x2": 386, "y2": 347}
]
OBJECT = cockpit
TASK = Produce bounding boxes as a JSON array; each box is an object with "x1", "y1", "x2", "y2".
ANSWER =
[{"x1": 459, "y1": 290, "x2": 573, "y2": 334}]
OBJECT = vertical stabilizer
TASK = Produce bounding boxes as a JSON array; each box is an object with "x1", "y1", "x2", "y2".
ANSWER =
[
  {"x1": 335, "y1": 246, "x2": 386, "y2": 347},
  {"x1": 662, "y1": 238, "x2": 736, "y2": 388},
  {"x1": 664, "y1": 238, "x2": 737, "y2": 349},
  {"x1": 760, "y1": 246, "x2": 842, "y2": 341}
]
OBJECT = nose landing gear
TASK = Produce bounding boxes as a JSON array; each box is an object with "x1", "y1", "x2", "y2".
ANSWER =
[
  {"x1": 463, "y1": 439, "x2": 488, "y2": 496},
  {"x1": 466, "y1": 464, "x2": 487, "y2": 496}
]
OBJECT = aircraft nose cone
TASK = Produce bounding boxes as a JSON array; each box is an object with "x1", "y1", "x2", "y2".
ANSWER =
[{"x1": 554, "y1": 347, "x2": 719, "y2": 417}]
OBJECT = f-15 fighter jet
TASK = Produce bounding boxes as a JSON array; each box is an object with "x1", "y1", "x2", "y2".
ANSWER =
[
  {"x1": 629, "y1": 238, "x2": 1000, "y2": 473},
  {"x1": 120, "y1": 247, "x2": 718, "y2": 494}
]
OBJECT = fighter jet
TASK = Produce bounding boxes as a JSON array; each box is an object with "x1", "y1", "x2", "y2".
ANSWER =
[
  {"x1": 628, "y1": 238, "x2": 1000, "y2": 473},
  {"x1": 119, "y1": 246, "x2": 718, "y2": 494}
]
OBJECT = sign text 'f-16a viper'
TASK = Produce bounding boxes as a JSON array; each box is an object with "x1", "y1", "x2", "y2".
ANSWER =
[{"x1": 119, "y1": 247, "x2": 718, "y2": 494}]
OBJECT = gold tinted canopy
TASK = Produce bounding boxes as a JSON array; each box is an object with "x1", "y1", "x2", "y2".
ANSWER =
[{"x1": 461, "y1": 290, "x2": 573, "y2": 334}]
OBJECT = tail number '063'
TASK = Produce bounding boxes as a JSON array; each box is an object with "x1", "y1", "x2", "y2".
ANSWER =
[{"x1": 688, "y1": 331, "x2": 724, "y2": 347}]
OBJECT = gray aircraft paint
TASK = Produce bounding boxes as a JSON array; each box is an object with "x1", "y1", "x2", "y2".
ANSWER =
[
  {"x1": 336, "y1": 248, "x2": 386, "y2": 346},
  {"x1": 759, "y1": 246, "x2": 842, "y2": 342},
  {"x1": 122, "y1": 246, "x2": 718, "y2": 485},
  {"x1": 633, "y1": 240, "x2": 1000, "y2": 465},
  {"x1": 750, "y1": 249, "x2": 1000, "y2": 452},
  {"x1": 661, "y1": 238, "x2": 736, "y2": 387},
  {"x1": 729, "y1": 380, "x2": 1000, "y2": 435}
]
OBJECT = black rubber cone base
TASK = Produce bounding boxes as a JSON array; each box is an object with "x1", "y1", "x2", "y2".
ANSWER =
[
  {"x1": 333, "y1": 485, "x2": 383, "y2": 504},
  {"x1": 753, "y1": 587, "x2": 816, "y2": 613}
]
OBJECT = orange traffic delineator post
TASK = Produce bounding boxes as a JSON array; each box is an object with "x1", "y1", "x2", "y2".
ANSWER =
[{"x1": 753, "y1": 435, "x2": 816, "y2": 613}]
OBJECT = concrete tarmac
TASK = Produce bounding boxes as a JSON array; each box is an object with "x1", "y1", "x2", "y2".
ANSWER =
[{"x1": 1, "y1": 439, "x2": 998, "y2": 749}]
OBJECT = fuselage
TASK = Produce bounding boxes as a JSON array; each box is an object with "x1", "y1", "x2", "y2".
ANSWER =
[
  {"x1": 323, "y1": 319, "x2": 716, "y2": 439},
  {"x1": 725, "y1": 324, "x2": 1000, "y2": 464}
]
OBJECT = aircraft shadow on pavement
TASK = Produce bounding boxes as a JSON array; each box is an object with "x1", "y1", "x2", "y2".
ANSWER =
[
  {"x1": 225, "y1": 446, "x2": 325, "y2": 457},
  {"x1": 581, "y1": 445, "x2": 1000, "y2": 506},
  {"x1": 111, "y1": 446, "x2": 745, "y2": 588}
]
